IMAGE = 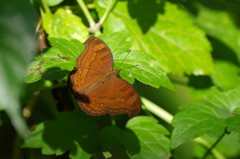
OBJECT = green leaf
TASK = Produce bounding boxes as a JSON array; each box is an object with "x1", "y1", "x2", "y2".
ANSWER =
[
  {"x1": 46, "y1": 0, "x2": 64, "y2": 6},
  {"x1": 43, "y1": 8, "x2": 88, "y2": 42},
  {"x1": 210, "y1": 60, "x2": 240, "y2": 91},
  {"x1": 22, "y1": 110, "x2": 97, "y2": 159},
  {"x1": 100, "y1": 32, "x2": 174, "y2": 90},
  {"x1": 171, "y1": 101, "x2": 225, "y2": 148},
  {"x1": 226, "y1": 115, "x2": 240, "y2": 139},
  {"x1": 194, "y1": 2, "x2": 240, "y2": 63},
  {"x1": 205, "y1": 87, "x2": 240, "y2": 113},
  {"x1": 22, "y1": 123, "x2": 44, "y2": 148},
  {"x1": 96, "y1": 1, "x2": 214, "y2": 75},
  {"x1": 25, "y1": 38, "x2": 83, "y2": 83},
  {"x1": 0, "y1": 0, "x2": 35, "y2": 137},
  {"x1": 26, "y1": 32, "x2": 174, "y2": 91},
  {"x1": 122, "y1": 116, "x2": 170, "y2": 159},
  {"x1": 97, "y1": 126, "x2": 123, "y2": 148}
]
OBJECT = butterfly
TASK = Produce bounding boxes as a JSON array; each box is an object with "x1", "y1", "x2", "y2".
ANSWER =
[{"x1": 68, "y1": 36, "x2": 141, "y2": 118}]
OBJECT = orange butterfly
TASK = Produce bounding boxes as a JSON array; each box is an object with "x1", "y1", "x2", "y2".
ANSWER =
[{"x1": 68, "y1": 36, "x2": 141, "y2": 117}]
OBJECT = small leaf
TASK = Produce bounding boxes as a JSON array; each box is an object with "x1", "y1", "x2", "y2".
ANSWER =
[
  {"x1": 171, "y1": 101, "x2": 225, "y2": 148},
  {"x1": 205, "y1": 86, "x2": 240, "y2": 113},
  {"x1": 43, "y1": 8, "x2": 88, "y2": 42},
  {"x1": 22, "y1": 123, "x2": 44, "y2": 148},
  {"x1": 122, "y1": 116, "x2": 170, "y2": 159},
  {"x1": 22, "y1": 110, "x2": 97, "y2": 159}
]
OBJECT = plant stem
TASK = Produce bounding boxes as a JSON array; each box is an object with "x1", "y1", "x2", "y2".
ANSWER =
[
  {"x1": 76, "y1": 0, "x2": 96, "y2": 27},
  {"x1": 141, "y1": 97, "x2": 173, "y2": 124},
  {"x1": 201, "y1": 130, "x2": 226, "y2": 159},
  {"x1": 194, "y1": 137, "x2": 225, "y2": 159},
  {"x1": 98, "y1": 0, "x2": 117, "y2": 25},
  {"x1": 41, "y1": 0, "x2": 51, "y2": 13}
]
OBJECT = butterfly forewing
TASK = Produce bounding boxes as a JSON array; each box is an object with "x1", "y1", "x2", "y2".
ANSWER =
[
  {"x1": 76, "y1": 36, "x2": 113, "y2": 73},
  {"x1": 68, "y1": 68, "x2": 105, "y2": 94}
]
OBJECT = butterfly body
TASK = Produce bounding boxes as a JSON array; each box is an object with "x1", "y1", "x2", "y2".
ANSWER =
[{"x1": 68, "y1": 36, "x2": 141, "y2": 118}]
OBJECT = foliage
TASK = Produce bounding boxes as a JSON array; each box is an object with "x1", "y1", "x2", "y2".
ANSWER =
[{"x1": 1, "y1": 0, "x2": 240, "y2": 158}]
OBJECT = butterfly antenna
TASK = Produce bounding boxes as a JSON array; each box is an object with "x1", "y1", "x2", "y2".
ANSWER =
[{"x1": 117, "y1": 50, "x2": 131, "y2": 70}]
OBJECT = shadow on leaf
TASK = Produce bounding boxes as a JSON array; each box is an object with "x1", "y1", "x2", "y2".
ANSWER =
[
  {"x1": 127, "y1": 0, "x2": 165, "y2": 33},
  {"x1": 42, "y1": 67, "x2": 71, "y2": 81},
  {"x1": 121, "y1": 128, "x2": 140, "y2": 156},
  {"x1": 41, "y1": 110, "x2": 98, "y2": 156}
]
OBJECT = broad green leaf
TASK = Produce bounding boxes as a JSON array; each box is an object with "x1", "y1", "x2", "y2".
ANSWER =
[
  {"x1": 205, "y1": 87, "x2": 240, "y2": 113},
  {"x1": 100, "y1": 32, "x2": 174, "y2": 90},
  {"x1": 0, "y1": 0, "x2": 35, "y2": 137},
  {"x1": 96, "y1": 0, "x2": 214, "y2": 75},
  {"x1": 25, "y1": 38, "x2": 83, "y2": 83},
  {"x1": 22, "y1": 110, "x2": 97, "y2": 159},
  {"x1": 99, "y1": 32, "x2": 132, "y2": 56},
  {"x1": 26, "y1": 32, "x2": 174, "y2": 90},
  {"x1": 171, "y1": 101, "x2": 225, "y2": 148},
  {"x1": 122, "y1": 116, "x2": 170, "y2": 159},
  {"x1": 226, "y1": 115, "x2": 240, "y2": 140},
  {"x1": 193, "y1": 2, "x2": 240, "y2": 63},
  {"x1": 210, "y1": 60, "x2": 240, "y2": 91},
  {"x1": 95, "y1": 0, "x2": 127, "y2": 34},
  {"x1": 43, "y1": 8, "x2": 88, "y2": 42}
]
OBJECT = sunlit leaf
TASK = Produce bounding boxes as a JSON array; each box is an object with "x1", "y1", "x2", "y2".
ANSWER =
[
  {"x1": 26, "y1": 32, "x2": 174, "y2": 90},
  {"x1": 226, "y1": 115, "x2": 240, "y2": 140},
  {"x1": 171, "y1": 101, "x2": 225, "y2": 148},
  {"x1": 210, "y1": 60, "x2": 240, "y2": 91},
  {"x1": 123, "y1": 116, "x2": 170, "y2": 159},
  {"x1": 193, "y1": 2, "x2": 240, "y2": 63},
  {"x1": 205, "y1": 86, "x2": 240, "y2": 113},
  {"x1": 96, "y1": 0, "x2": 214, "y2": 75},
  {"x1": 43, "y1": 8, "x2": 88, "y2": 42}
]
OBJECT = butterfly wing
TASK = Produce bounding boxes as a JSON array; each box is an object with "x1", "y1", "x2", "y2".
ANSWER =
[
  {"x1": 68, "y1": 68, "x2": 106, "y2": 96},
  {"x1": 78, "y1": 76, "x2": 141, "y2": 118},
  {"x1": 68, "y1": 36, "x2": 141, "y2": 117},
  {"x1": 76, "y1": 36, "x2": 113, "y2": 73},
  {"x1": 68, "y1": 36, "x2": 114, "y2": 95},
  {"x1": 105, "y1": 77, "x2": 141, "y2": 118}
]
